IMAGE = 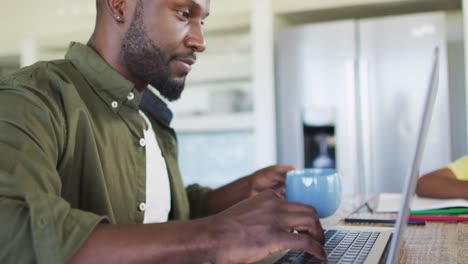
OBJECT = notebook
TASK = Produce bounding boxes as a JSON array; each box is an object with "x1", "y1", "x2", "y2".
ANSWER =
[
  {"x1": 257, "y1": 47, "x2": 440, "y2": 264},
  {"x1": 376, "y1": 193, "x2": 468, "y2": 213}
]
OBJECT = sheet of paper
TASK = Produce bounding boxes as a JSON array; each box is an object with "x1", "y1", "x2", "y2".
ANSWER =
[
  {"x1": 375, "y1": 193, "x2": 468, "y2": 212},
  {"x1": 411, "y1": 196, "x2": 468, "y2": 211},
  {"x1": 376, "y1": 193, "x2": 402, "y2": 212}
]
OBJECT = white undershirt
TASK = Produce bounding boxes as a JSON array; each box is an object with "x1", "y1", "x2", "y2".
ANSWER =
[{"x1": 139, "y1": 110, "x2": 171, "y2": 223}]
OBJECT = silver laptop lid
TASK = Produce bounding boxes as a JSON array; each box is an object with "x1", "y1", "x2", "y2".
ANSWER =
[{"x1": 386, "y1": 47, "x2": 440, "y2": 264}]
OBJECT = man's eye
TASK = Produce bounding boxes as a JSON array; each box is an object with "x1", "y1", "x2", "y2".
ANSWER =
[{"x1": 177, "y1": 10, "x2": 190, "y2": 19}]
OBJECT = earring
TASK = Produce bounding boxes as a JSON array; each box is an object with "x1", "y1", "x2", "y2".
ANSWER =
[{"x1": 116, "y1": 16, "x2": 123, "y2": 22}]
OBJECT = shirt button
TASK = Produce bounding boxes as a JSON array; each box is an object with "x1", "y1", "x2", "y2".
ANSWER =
[
  {"x1": 138, "y1": 202, "x2": 146, "y2": 212},
  {"x1": 111, "y1": 101, "x2": 119, "y2": 109},
  {"x1": 38, "y1": 216, "x2": 48, "y2": 229},
  {"x1": 139, "y1": 138, "x2": 146, "y2": 147},
  {"x1": 127, "y1": 92, "x2": 135, "y2": 101}
]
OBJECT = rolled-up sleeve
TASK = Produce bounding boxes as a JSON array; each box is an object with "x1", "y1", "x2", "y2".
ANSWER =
[
  {"x1": 0, "y1": 188, "x2": 105, "y2": 263},
  {"x1": 185, "y1": 184, "x2": 211, "y2": 219},
  {"x1": 0, "y1": 78, "x2": 106, "y2": 263}
]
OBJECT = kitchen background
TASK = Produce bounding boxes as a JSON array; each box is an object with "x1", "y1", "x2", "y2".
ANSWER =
[{"x1": 0, "y1": 0, "x2": 466, "y2": 195}]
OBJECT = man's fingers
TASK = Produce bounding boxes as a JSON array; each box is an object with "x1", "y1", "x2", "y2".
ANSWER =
[
  {"x1": 274, "y1": 165, "x2": 295, "y2": 175},
  {"x1": 283, "y1": 201, "x2": 320, "y2": 216},
  {"x1": 292, "y1": 226, "x2": 325, "y2": 245},
  {"x1": 275, "y1": 202, "x2": 325, "y2": 243},
  {"x1": 273, "y1": 165, "x2": 296, "y2": 174},
  {"x1": 272, "y1": 186, "x2": 286, "y2": 197},
  {"x1": 277, "y1": 232, "x2": 327, "y2": 260},
  {"x1": 265, "y1": 165, "x2": 295, "y2": 181},
  {"x1": 267, "y1": 173, "x2": 287, "y2": 184},
  {"x1": 278, "y1": 213, "x2": 325, "y2": 244}
]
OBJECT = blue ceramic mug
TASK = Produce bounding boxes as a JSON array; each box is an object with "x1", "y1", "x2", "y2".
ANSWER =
[{"x1": 286, "y1": 169, "x2": 341, "y2": 218}]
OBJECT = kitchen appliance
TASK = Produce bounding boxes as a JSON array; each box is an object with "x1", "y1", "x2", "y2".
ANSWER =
[{"x1": 276, "y1": 12, "x2": 464, "y2": 195}]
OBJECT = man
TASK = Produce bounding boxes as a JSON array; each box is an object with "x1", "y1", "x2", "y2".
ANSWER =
[
  {"x1": 416, "y1": 155, "x2": 468, "y2": 199},
  {"x1": 0, "y1": 0, "x2": 326, "y2": 263}
]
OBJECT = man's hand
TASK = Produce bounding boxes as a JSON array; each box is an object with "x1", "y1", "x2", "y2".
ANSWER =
[
  {"x1": 206, "y1": 165, "x2": 295, "y2": 215},
  {"x1": 208, "y1": 190, "x2": 326, "y2": 264},
  {"x1": 247, "y1": 165, "x2": 295, "y2": 198}
]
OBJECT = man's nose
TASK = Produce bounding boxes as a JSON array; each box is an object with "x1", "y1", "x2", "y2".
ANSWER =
[{"x1": 185, "y1": 22, "x2": 207, "y2": 53}]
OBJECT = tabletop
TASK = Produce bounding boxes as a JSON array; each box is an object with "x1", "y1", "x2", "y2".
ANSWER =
[{"x1": 321, "y1": 195, "x2": 468, "y2": 264}]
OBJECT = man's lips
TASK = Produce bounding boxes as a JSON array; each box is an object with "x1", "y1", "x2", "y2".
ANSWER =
[
  {"x1": 172, "y1": 56, "x2": 196, "y2": 73},
  {"x1": 176, "y1": 57, "x2": 195, "y2": 66}
]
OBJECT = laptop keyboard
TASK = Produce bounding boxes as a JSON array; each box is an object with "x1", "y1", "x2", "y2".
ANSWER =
[{"x1": 274, "y1": 229, "x2": 381, "y2": 264}]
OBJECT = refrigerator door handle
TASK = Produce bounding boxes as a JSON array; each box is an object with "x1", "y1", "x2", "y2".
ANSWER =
[
  {"x1": 337, "y1": 59, "x2": 361, "y2": 196},
  {"x1": 357, "y1": 57, "x2": 374, "y2": 196}
]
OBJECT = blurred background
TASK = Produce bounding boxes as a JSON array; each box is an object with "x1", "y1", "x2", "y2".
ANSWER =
[{"x1": 0, "y1": 0, "x2": 466, "y2": 196}]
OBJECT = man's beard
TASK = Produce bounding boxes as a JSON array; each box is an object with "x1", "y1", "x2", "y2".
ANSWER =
[{"x1": 120, "y1": 3, "x2": 186, "y2": 101}]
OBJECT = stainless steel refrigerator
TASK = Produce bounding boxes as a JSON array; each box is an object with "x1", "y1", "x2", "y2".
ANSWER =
[{"x1": 276, "y1": 11, "x2": 466, "y2": 195}]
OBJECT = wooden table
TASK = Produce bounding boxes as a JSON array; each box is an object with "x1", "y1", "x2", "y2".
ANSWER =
[{"x1": 321, "y1": 196, "x2": 468, "y2": 263}]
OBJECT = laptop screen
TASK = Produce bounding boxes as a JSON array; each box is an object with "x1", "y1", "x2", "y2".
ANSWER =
[{"x1": 385, "y1": 47, "x2": 440, "y2": 264}]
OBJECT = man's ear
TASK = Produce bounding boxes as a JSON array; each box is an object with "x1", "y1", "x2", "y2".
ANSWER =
[{"x1": 106, "y1": 0, "x2": 127, "y2": 23}]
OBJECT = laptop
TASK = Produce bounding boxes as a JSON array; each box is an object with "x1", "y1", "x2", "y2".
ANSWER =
[{"x1": 259, "y1": 47, "x2": 440, "y2": 264}]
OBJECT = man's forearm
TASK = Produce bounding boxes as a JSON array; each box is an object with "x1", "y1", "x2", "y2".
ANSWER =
[
  {"x1": 205, "y1": 176, "x2": 251, "y2": 215},
  {"x1": 205, "y1": 165, "x2": 292, "y2": 215},
  {"x1": 69, "y1": 218, "x2": 217, "y2": 264}
]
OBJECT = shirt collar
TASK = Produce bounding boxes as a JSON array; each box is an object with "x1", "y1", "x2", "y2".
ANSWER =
[
  {"x1": 140, "y1": 89, "x2": 173, "y2": 126},
  {"x1": 64, "y1": 42, "x2": 141, "y2": 112}
]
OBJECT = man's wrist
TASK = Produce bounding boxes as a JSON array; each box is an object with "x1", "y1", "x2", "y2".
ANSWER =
[
  {"x1": 206, "y1": 175, "x2": 253, "y2": 214},
  {"x1": 176, "y1": 217, "x2": 220, "y2": 263},
  {"x1": 242, "y1": 174, "x2": 257, "y2": 198}
]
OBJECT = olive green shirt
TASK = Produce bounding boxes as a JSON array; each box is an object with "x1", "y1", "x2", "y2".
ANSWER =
[{"x1": 0, "y1": 42, "x2": 210, "y2": 263}]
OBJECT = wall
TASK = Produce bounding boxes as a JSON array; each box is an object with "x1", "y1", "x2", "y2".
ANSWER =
[
  {"x1": 447, "y1": 11, "x2": 467, "y2": 159},
  {"x1": 464, "y1": 0, "x2": 468, "y2": 152},
  {"x1": 0, "y1": 0, "x2": 95, "y2": 57},
  {"x1": 0, "y1": 0, "x2": 251, "y2": 58}
]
